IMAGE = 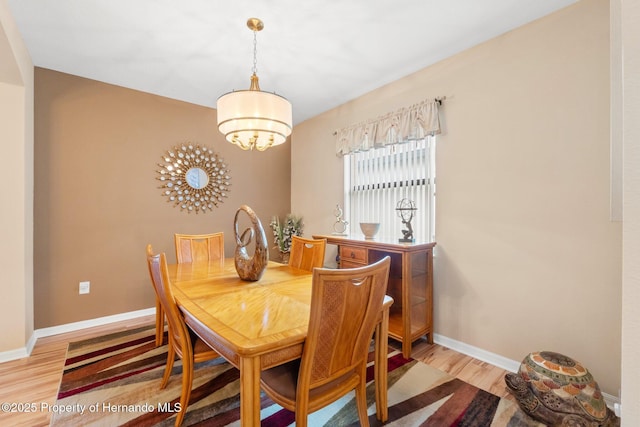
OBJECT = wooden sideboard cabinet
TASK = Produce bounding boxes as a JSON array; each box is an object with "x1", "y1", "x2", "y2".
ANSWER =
[{"x1": 313, "y1": 234, "x2": 436, "y2": 358}]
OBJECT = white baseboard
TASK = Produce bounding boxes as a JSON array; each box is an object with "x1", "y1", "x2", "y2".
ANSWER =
[
  {"x1": 0, "y1": 307, "x2": 155, "y2": 364},
  {"x1": 434, "y1": 333, "x2": 521, "y2": 372},
  {"x1": 433, "y1": 333, "x2": 620, "y2": 410},
  {"x1": 0, "y1": 347, "x2": 30, "y2": 363}
]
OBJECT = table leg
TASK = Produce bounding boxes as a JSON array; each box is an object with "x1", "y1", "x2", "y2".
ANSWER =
[
  {"x1": 239, "y1": 356, "x2": 261, "y2": 426},
  {"x1": 374, "y1": 307, "x2": 389, "y2": 422}
]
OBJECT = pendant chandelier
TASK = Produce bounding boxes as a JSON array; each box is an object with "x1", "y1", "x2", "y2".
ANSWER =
[{"x1": 216, "y1": 18, "x2": 292, "y2": 151}]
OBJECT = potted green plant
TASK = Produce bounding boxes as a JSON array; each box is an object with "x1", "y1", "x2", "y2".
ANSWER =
[{"x1": 269, "y1": 214, "x2": 304, "y2": 263}]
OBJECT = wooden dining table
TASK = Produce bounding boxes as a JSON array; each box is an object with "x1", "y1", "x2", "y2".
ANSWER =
[{"x1": 167, "y1": 258, "x2": 393, "y2": 426}]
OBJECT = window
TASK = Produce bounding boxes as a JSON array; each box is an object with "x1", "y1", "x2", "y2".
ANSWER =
[{"x1": 344, "y1": 137, "x2": 436, "y2": 242}]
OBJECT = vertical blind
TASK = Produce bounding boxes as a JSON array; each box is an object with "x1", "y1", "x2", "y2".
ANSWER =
[{"x1": 345, "y1": 136, "x2": 436, "y2": 242}]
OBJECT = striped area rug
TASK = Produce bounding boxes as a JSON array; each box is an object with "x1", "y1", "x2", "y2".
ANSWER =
[{"x1": 51, "y1": 325, "x2": 542, "y2": 426}]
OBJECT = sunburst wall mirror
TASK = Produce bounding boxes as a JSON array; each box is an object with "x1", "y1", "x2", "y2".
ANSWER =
[{"x1": 156, "y1": 143, "x2": 231, "y2": 213}]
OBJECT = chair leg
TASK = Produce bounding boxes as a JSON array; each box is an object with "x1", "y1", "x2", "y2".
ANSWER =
[
  {"x1": 355, "y1": 375, "x2": 370, "y2": 427},
  {"x1": 294, "y1": 413, "x2": 308, "y2": 427},
  {"x1": 155, "y1": 298, "x2": 165, "y2": 347},
  {"x1": 175, "y1": 356, "x2": 194, "y2": 427},
  {"x1": 161, "y1": 342, "x2": 176, "y2": 389},
  {"x1": 294, "y1": 395, "x2": 309, "y2": 427}
]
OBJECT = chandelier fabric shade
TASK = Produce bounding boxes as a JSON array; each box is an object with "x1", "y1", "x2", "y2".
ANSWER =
[
  {"x1": 217, "y1": 87, "x2": 292, "y2": 151},
  {"x1": 216, "y1": 18, "x2": 292, "y2": 152}
]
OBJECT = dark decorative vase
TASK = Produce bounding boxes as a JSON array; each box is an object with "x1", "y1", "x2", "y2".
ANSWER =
[{"x1": 233, "y1": 205, "x2": 269, "y2": 281}]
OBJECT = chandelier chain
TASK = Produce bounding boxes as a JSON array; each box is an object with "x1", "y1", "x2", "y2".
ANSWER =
[{"x1": 252, "y1": 30, "x2": 258, "y2": 75}]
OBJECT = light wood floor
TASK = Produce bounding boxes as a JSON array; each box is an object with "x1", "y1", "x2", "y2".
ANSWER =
[{"x1": 0, "y1": 316, "x2": 514, "y2": 426}]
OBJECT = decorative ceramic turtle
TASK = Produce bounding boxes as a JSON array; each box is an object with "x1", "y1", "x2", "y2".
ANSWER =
[{"x1": 505, "y1": 351, "x2": 619, "y2": 427}]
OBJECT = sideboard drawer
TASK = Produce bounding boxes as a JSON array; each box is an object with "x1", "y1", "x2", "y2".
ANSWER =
[
  {"x1": 339, "y1": 245, "x2": 367, "y2": 265},
  {"x1": 340, "y1": 260, "x2": 366, "y2": 269}
]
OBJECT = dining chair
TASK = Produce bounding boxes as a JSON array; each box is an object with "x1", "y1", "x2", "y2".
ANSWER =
[
  {"x1": 146, "y1": 244, "x2": 222, "y2": 427},
  {"x1": 287, "y1": 235, "x2": 326, "y2": 271},
  {"x1": 174, "y1": 232, "x2": 225, "y2": 263},
  {"x1": 260, "y1": 256, "x2": 391, "y2": 427},
  {"x1": 151, "y1": 232, "x2": 225, "y2": 347}
]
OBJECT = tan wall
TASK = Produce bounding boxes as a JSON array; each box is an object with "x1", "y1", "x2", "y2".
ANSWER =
[
  {"x1": 620, "y1": 0, "x2": 640, "y2": 420},
  {"x1": 292, "y1": 0, "x2": 622, "y2": 395},
  {"x1": 0, "y1": 82, "x2": 24, "y2": 350},
  {"x1": 0, "y1": 0, "x2": 34, "y2": 353},
  {"x1": 34, "y1": 68, "x2": 291, "y2": 328}
]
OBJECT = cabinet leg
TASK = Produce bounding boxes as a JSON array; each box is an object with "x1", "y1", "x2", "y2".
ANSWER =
[{"x1": 402, "y1": 341, "x2": 411, "y2": 359}]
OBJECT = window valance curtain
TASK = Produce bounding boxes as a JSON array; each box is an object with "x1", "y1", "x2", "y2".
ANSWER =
[{"x1": 335, "y1": 98, "x2": 441, "y2": 156}]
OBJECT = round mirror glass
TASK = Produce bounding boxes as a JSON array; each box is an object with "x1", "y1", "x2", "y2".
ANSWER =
[{"x1": 185, "y1": 167, "x2": 209, "y2": 189}]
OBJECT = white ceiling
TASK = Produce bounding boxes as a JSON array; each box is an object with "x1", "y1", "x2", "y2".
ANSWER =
[{"x1": 8, "y1": 0, "x2": 576, "y2": 125}]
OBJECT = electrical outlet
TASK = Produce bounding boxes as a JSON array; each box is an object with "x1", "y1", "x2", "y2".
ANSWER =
[{"x1": 79, "y1": 281, "x2": 90, "y2": 294}]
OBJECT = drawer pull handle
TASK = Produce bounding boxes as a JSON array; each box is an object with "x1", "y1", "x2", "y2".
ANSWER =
[{"x1": 351, "y1": 251, "x2": 355, "y2": 258}]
